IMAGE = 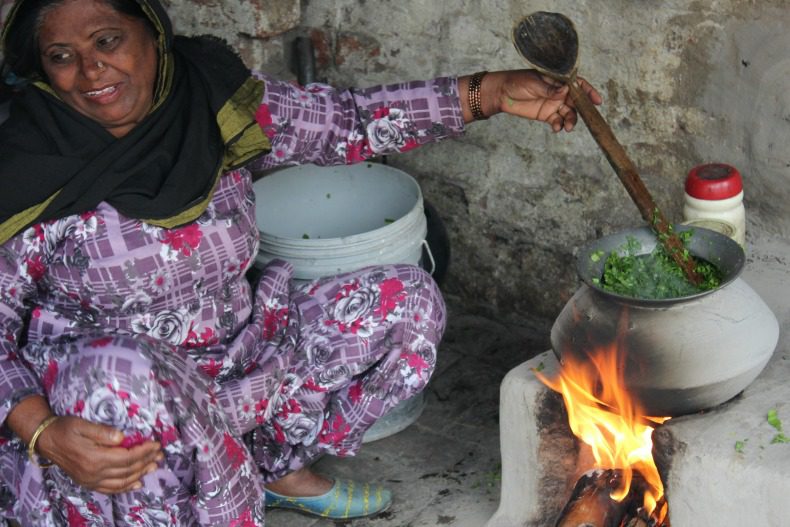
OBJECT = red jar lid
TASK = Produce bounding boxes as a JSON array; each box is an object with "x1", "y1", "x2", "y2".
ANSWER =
[{"x1": 685, "y1": 163, "x2": 743, "y2": 200}]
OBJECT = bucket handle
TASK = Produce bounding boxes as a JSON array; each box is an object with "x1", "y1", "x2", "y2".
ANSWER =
[{"x1": 421, "y1": 239, "x2": 436, "y2": 275}]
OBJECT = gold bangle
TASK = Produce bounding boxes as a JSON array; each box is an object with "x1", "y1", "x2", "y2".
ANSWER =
[
  {"x1": 468, "y1": 71, "x2": 488, "y2": 121},
  {"x1": 27, "y1": 415, "x2": 58, "y2": 469}
]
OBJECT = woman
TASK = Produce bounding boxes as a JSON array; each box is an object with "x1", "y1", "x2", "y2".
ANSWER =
[{"x1": 0, "y1": 0, "x2": 601, "y2": 525}]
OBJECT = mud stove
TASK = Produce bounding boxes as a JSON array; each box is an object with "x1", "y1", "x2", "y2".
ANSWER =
[{"x1": 484, "y1": 235, "x2": 790, "y2": 527}]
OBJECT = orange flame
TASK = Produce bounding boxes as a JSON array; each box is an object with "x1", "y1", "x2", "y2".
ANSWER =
[{"x1": 537, "y1": 340, "x2": 669, "y2": 520}]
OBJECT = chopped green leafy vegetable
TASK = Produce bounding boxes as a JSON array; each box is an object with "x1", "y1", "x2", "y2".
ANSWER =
[
  {"x1": 302, "y1": 233, "x2": 310, "y2": 239},
  {"x1": 767, "y1": 409, "x2": 783, "y2": 431},
  {"x1": 531, "y1": 361, "x2": 546, "y2": 373},
  {"x1": 771, "y1": 433, "x2": 790, "y2": 444},
  {"x1": 734, "y1": 439, "x2": 747, "y2": 453},
  {"x1": 765, "y1": 410, "x2": 789, "y2": 444},
  {"x1": 326, "y1": 193, "x2": 331, "y2": 199},
  {"x1": 384, "y1": 218, "x2": 395, "y2": 224},
  {"x1": 597, "y1": 231, "x2": 722, "y2": 299},
  {"x1": 590, "y1": 250, "x2": 604, "y2": 263}
]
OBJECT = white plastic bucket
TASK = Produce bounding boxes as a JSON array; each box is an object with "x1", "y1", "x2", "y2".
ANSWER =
[{"x1": 253, "y1": 162, "x2": 431, "y2": 277}]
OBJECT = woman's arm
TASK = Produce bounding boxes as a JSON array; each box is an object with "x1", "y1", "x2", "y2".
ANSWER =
[
  {"x1": 247, "y1": 69, "x2": 601, "y2": 172},
  {"x1": 0, "y1": 235, "x2": 49, "y2": 430},
  {"x1": 249, "y1": 72, "x2": 465, "y2": 170},
  {"x1": 0, "y1": 231, "x2": 161, "y2": 494}
]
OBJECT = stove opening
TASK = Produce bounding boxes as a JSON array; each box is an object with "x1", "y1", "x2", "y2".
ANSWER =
[{"x1": 537, "y1": 316, "x2": 670, "y2": 526}]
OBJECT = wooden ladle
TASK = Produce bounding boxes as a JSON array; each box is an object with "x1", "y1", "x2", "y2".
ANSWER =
[{"x1": 512, "y1": 12, "x2": 702, "y2": 285}]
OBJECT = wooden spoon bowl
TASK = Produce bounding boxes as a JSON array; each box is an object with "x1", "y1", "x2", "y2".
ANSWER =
[{"x1": 513, "y1": 12, "x2": 578, "y2": 79}]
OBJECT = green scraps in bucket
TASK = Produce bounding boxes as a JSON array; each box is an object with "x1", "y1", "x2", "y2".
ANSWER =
[{"x1": 591, "y1": 230, "x2": 722, "y2": 299}]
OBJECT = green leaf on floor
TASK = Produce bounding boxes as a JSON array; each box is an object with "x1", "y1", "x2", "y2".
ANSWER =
[
  {"x1": 771, "y1": 433, "x2": 790, "y2": 444},
  {"x1": 767, "y1": 409, "x2": 783, "y2": 432}
]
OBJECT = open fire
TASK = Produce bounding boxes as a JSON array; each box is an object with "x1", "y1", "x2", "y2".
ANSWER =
[{"x1": 536, "y1": 318, "x2": 671, "y2": 527}]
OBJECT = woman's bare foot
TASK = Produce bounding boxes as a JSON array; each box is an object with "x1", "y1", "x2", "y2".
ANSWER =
[{"x1": 264, "y1": 467, "x2": 334, "y2": 497}]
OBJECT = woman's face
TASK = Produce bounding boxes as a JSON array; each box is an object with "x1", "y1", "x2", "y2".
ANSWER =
[{"x1": 37, "y1": 0, "x2": 158, "y2": 138}]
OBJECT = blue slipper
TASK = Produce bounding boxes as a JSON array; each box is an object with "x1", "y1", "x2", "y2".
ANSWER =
[{"x1": 264, "y1": 478, "x2": 392, "y2": 519}]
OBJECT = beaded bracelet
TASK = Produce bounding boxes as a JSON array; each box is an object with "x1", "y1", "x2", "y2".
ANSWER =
[
  {"x1": 27, "y1": 415, "x2": 58, "y2": 469},
  {"x1": 468, "y1": 71, "x2": 488, "y2": 121}
]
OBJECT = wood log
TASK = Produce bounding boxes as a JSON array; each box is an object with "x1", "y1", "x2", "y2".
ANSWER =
[
  {"x1": 624, "y1": 473, "x2": 670, "y2": 527},
  {"x1": 554, "y1": 469, "x2": 631, "y2": 527},
  {"x1": 623, "y1": 511, "x2": 670, "y2": 527}
]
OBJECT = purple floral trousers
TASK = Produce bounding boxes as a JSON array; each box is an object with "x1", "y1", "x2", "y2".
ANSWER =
[{"x1": 0, "y1": 261, "x2": 445, "y2": 526}]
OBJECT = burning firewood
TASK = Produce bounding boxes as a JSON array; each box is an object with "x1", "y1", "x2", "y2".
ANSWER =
[
  {"x1": 554, "y1": 469, "x2": 670, "y2": 527},
  {"x1": 554, "y1": 469, "x2": 629, "y2": 527},
  {"x1": 623, "y1": 510, "x2": 670, "y2": 527},
  {"x1": 622, "y1": 500, "x2": 670, "y2": 527},
  {"x1": 537, "y1": 339, "x2": 672, "y2": 527}
]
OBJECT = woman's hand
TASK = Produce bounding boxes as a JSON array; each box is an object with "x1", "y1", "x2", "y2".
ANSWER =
[
  {"x1": 461, "y1": 69, "x2": 603, "y2": 132},
  {"x1": 9, "y1": 395, "x2": 162, "y2": 495},
  {"x1": 36, "y1": 415, "x2": 163, "y2": 495}
]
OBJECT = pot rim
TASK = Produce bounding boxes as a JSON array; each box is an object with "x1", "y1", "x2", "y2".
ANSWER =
[{"x1": 576, "y1": 224, "x2": 746, "y2": 306}]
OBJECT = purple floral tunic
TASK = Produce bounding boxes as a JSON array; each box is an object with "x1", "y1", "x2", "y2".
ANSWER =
[{"x1": 0, "y1": 74, "x2": 464, "y2": 526}]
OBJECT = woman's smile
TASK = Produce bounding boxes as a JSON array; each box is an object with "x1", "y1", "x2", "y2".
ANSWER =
[{"x1": 82, "y1": 82, "x2": 122, "y2": 103}]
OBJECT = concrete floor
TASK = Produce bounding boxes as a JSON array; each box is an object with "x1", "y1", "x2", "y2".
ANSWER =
[{"x1": 266, "y1": 293, "x2": 553, "y2": 527}]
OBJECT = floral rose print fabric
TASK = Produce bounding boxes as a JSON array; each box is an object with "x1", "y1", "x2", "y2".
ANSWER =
[
  {"x1": 251, "y1": 73, "x2": 464, "y2": 169},
  {"x1": 0, "y1": 75, "x2": 459, "y2": 525}
]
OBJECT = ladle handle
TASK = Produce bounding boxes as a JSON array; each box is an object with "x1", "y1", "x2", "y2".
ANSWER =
[{"x1": 566, "y1": 81, "x2": 702, "y2": 285}]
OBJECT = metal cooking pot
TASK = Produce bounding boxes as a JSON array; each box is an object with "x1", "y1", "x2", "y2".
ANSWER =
[
  {"x1": 551, "y1": 225, "x2": 779, "y2": 416},
  {"x1": 575, "y1": 224, "x2": 745, "y2": 305}
]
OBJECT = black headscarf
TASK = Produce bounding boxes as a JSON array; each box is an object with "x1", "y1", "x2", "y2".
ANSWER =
[{"x1": 0, "y1": 0, "x2": 271, "y2": 244}]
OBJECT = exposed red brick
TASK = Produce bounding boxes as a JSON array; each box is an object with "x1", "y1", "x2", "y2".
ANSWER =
[
  {"x1": 335, "y1": 32, "x2": 381, "y2": 67},
  {"x1": 309, "y1": 28, "x2": 332, "y2": 70}
]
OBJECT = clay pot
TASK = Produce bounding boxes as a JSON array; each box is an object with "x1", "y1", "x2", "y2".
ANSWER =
[{"x1": 551, "y1": 225, "x2": 779, "y2": 417}]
